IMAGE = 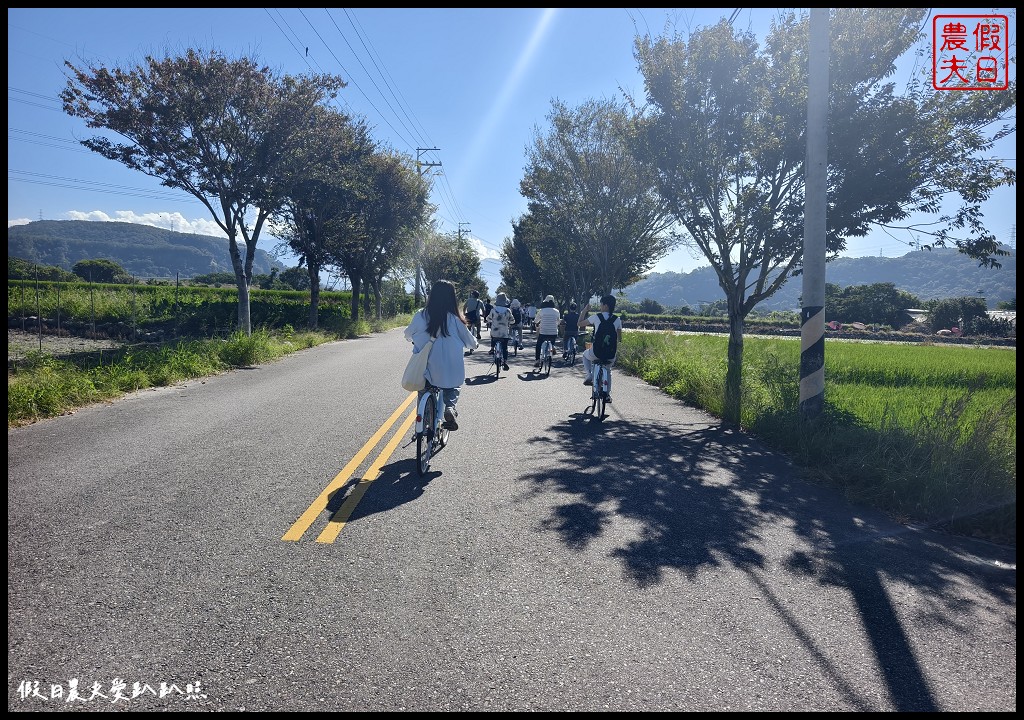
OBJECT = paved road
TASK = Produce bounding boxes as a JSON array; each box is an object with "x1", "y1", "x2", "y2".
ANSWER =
[{"x1": 8, "y1": 328, "x2": 1016, "y2": 711}]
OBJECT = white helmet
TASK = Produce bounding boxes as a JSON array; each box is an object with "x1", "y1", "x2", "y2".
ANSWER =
[{"x1": 511, "y1": 299, "x2": 521, "y2": 309}]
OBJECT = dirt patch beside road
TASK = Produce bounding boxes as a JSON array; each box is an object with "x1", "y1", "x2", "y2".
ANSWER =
[{"x1": 8, "y1": 329, "x2": 125, "y2": 362}]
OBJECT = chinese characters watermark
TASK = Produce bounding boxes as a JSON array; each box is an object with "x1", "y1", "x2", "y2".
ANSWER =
[
  {"x1": 933, "y1": 14, "x2": 1009, "y2": 90},
  {"x1": 15, "y1": 678, "x2": 207, "y2": 705}
]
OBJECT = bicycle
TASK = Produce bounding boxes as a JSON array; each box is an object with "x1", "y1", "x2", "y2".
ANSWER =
[
  {"x1": 492, "y1": 340, "x2": 506, "y2": 378},
  {"x1": 538, "y1": 338, "x2": 553, "y2": 376},
  {"x1": 415, "y1": 382, "x2": 450, "y2": 475},
  {"x1": 588, "y1": 359, "x2": 612, "y2": 421},
  {"x1": 562, "y1": 334, "x2": 578, "y2": 366},
  {"x1": 509, "y1": 325, "x2": 523, "y2": 356}
]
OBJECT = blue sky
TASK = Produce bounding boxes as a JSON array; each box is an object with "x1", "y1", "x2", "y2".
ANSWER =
[{"x1": 7, "y1": 8, "x2": 1017, "y2": 294}]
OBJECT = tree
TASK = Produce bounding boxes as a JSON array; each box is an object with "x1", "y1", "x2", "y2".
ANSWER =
[
  {"x1": 328, "y1": 150, "x2": 431, "y2": 324},
  {"x1": 8, "y1": 257, "x2": 77, "y2": 282},
  {"x1": 516, "y1": 97, "x2": 680, "y2": 301},
  {"x1": 825, "y1": 282, "x2": 921, "y2": 328},
  {"x1": 60, "y1": 48, "x2": 347, "y2": 334},
  {"x1": 499, "y1": 210, "x2": 573, "y2": 307},
  {"x1": 357, "y1": 151, "x2": 432, "y2": 321},
  {"x1": 277, "y1": 266, "x2": 311, "y2": 292},
  {"x1": 638, "y1": 298, "x2": 665, "y2": 314},
  {"x1": 420, "y1": 230, "x2": 486, "y2": 300},
  {"x1": 630, "y1": 10, "x2": 1016, "y2": 423},
  {"x1": 927, "y1": 297, "x2": 989, "y2": 334},
  {"x1": 271, "y1": 106, "x2": 377, "y2": 328},
  {"x1": 72, "y1": 258, "x2": 133, "y2": 284}
]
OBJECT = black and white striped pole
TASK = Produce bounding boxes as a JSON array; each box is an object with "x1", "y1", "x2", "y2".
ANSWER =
[{"x1": 800, "y1": 8, "x2": 829, "y2": 419}]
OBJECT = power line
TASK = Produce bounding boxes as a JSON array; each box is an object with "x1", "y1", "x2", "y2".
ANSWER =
[
  {"x1": 8, "y1": 169, "x2": 193, "y2": 202},
  {"x1": 339, "y1": 8, "x2": 433, "y2": 149}
]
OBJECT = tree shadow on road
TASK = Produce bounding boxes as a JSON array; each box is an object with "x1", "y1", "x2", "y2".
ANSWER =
[{"x1": 516, "y1": 413, "x2": 1015, "y2": 711}]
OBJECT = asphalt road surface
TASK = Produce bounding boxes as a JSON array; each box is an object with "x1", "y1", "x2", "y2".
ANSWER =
[{"x1": 8, "y1": 328, "x2": 1016, "y2": 711}]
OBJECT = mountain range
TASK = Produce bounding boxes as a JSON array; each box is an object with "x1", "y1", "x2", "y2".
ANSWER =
[
  {"x1": 622, "y1": 245, "x2": 1016, "y2": 311},
  {"x1": 7, "y1": 220, "x2": 283, "y2": 279}
]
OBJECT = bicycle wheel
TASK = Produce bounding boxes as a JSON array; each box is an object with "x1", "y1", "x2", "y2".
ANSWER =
[
  {"x1": 592, "y1": 367, "x2": 607, "y2": 420},
  {"x1": 494, "y1": 348, "x2": 502, "y2": 378},
  {"x1": 417, "y1": 399, "x2": 435, "y2": 475},
  {"x1": 544, "y1": 349, "x2": 552, "y2": 376}
]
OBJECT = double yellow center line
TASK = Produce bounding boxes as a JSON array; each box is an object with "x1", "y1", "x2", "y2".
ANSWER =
[{"x1": 282, "y1": 392, "x2": 417, "y2": 544}]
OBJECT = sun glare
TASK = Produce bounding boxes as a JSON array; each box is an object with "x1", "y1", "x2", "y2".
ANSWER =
[{"x1": 455, "y1": 8, "x2": 558, "y2": 197}]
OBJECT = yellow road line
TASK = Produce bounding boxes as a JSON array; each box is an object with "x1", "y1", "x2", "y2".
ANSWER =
[
  {"x1": 316, "y1": 409, "x2": 417, "y2": 544},
  {"x1": 281, "y1": 393, "x2": 416, "y2": 542}
]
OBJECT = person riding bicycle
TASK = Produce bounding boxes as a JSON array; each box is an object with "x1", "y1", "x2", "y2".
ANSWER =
[
  {"x1": 579, "y1": 294, "x2": 622, "y2": 402},
  {"x1": 561, "y1": 301, "x2": 580, "y2": 358},
  {"x1": 533, "y1": 294, "x2": 560, "y2": 371},
  {"x1": 463, "y1": 289, "x2": 484, "y2": 344},
  {"x1": 486, "y1": 292, "x2": 513, "y2": 371},
  {"x1": 524, "y1": 300, "x2": 537, "y2": 332},
  {"x1": 404, "y1": 279, "x2": 478, "y2": 430},
  {"x1": 510, "y1": 299, "x2": 525, "y2": 350}
]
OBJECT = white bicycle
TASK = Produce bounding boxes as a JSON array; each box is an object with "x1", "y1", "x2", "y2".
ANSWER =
[
  {"x1": 588, "y1": 359, "x2": 612, "y2": 421},
  {"x1": 415, "y1": 383, "x2": 450, "y2": 475},
  {"x1": 537, "y1": 338, "x2": 553, "y2": 376}
]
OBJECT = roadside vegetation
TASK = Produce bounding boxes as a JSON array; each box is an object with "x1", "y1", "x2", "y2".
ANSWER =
[
  {"x1": 618, "y1": 332, "x2": 1016, "y2": 546},
  {"x1": 8, "y1": 315, "x2": 411, "y2": 429}
]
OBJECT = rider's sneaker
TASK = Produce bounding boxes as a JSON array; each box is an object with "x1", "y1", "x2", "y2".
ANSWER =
[
  {"x1": 605, "y1": 396, "x2": 612, "y2": 403},
  {"x1": 443, "y1": 407, "x2": 458, "y2": 431},
  {"x1": 583, "y1": 378, "x2": 593, "y2": 386},
  {"x1": 503, "y1": 363, "x2": 509, "y2": 371}
]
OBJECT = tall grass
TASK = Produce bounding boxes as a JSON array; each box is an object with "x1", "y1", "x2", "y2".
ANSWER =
[
  {"x1": 618, "y1": 331, "x2": 1016, "y2": 545},
  {"x1": 8, "y1": 329, "x2": 331, "y2": 427},
  {"x1": 7, "y1": 313, "x2": 415, "y2": 428}
]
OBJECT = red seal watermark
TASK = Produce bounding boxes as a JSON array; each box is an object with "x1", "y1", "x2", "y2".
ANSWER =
[{"x1": 933, "y1": 14, "x2": 1009, "y2": 90}]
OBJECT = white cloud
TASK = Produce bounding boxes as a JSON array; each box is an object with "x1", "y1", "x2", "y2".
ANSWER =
[
  {"x1": 63, "y1": 210, "x2": 227, "y2": 237},
  {"x1": 468, "y1": 236, "x2": 501, "y2": 262},
  {"x1": 8, "y1": 218, "x2": 31, "y2": 227}
]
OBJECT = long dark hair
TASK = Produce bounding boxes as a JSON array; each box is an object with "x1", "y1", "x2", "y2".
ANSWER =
[{"x1": 424, "y1": 280, "x2": 464, "y2": 337}]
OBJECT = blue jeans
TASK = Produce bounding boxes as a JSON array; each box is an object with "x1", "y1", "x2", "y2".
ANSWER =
[
  {"x1": 441, "y1": 387, "x2": 460, "y2": 414},
  {"x1": 420, "y1": 387, "x2": 460, "y2": 415}
]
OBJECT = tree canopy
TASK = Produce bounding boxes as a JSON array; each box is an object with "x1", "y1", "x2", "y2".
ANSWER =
[
  {"x1": 628, "y1": 9, "x2": 1016, "y2": 423},
  {"x1": 420, "y1": 230, "x2": 487, "y2": 300},
  {"x1": 271, "y1": 105, "x2": 378, "y2": 328},
  {"x1": 512, "y1": 97, "x2": 680, "y2": 304},
  {"x1": 72, "y1": 258, "x2": 133, "y2": 284},
  {"x1": 60, "y1": 48, "x2": 347, "y2": 333}
]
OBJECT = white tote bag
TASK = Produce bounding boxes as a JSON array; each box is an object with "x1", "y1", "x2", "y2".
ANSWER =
[{"x1": 401, "y1": 336, "x2": 435, "y2": 392}]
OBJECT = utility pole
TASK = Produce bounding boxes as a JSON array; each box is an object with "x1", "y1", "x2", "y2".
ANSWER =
[
  {"x1": 799, "y1": 7, "x2": 829, "y2": 420},
  {"x1": 414, "y1": 148, "x2": 441, "y2": 306},
  {"x1": 458, "y1": 222, "x2": 471, "y2": 242}
]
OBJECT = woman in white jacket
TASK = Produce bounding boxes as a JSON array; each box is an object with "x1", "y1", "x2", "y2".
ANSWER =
[{"x1": 404, "y1": 280, "x2": 479, "y2": 430}]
